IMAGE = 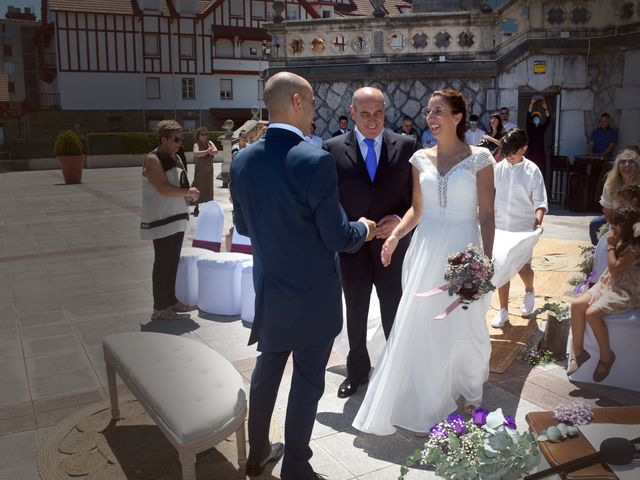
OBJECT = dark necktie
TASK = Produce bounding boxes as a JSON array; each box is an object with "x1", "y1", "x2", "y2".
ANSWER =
[{"x1": 364, "y1": 138, "x2": 377, "y2": 182}]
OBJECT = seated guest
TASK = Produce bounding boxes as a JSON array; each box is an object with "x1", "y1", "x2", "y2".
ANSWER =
[
  {"x1": 332, "y1": 115, "x2": 350, "y2": 137},
  {"x1": 589, "y1": 148, "x2": 640, "y2": 244},
  {"x1": 587, "y1": 112, "x2": 618, "y2": 158},
  {"x1": 568, "y1": 206, "x2": 640, "y2": 382},
  {"x1": 395, "y1": 115, "x2": 419, "y2": 138},
  {"x1": 464, "y1": 114, "x2": 486, "y2": 146}
]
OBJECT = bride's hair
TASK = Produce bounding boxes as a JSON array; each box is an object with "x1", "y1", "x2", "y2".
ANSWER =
[{"x1": 431, "y1": 88, "x2": 467, "y2": 142}]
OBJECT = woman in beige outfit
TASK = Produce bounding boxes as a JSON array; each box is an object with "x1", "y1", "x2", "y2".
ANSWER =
[{"x1": 192, "y1": 126, "x2": 218, "y2": 216}]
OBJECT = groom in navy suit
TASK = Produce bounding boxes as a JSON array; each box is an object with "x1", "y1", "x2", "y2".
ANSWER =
[{"x1": 231, "y1": 72, "x2": 376, "y2": 480}]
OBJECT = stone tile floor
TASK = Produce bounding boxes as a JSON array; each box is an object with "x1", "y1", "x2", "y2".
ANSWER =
[{"x1": 0, "y1": 165, "x2": 637, "y2": 479}]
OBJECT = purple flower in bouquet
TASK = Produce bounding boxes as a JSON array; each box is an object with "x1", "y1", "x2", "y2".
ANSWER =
[
  {"x1": 503, "y1": 415, "x2": 517, "y2": 430},
  {"x1": 429, "y1": 423, "x2": 447, "y2": 437},
  {"x1": 446, "y1": 413, "x2": 467, "y2": 434},
  {"x1": 471, "y1": 407, "x2": 489, "y2": 426}
]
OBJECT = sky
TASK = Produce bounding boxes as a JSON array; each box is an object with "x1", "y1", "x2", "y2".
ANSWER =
[{"x1": 0, "y1": 0, "x2": 38, "y2": 20}]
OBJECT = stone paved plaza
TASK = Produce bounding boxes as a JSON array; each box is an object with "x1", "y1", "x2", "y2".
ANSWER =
[{"x1": 0, "y1": 165, "x2": 638, "y2": 479}]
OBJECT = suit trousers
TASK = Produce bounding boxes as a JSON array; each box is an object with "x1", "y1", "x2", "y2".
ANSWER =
[
  {"x1": 340, "y1": 237, "x2": 408, "y2": 382},
  {"x1": 151, "y1": 231, "x2": 184, "y2": 310},
  {"x1": 248, "y1": 341, "x2": 333, "y2": 480}
]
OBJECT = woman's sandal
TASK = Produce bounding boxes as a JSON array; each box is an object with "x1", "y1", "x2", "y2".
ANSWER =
[
  {"x1": 464, "y1": 400, "x2": 482, "y2": 414},
  {"x1": 566, "y1": 350, "x2": 591, "y2": 376},
  {"x1": 593, "y1": 352, "x2": 616, "y2": 382}
]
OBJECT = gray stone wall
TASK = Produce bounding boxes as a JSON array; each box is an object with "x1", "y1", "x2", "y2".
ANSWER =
[{"x1": 313, "y1": 77, "x2": 496, "y2": 139}]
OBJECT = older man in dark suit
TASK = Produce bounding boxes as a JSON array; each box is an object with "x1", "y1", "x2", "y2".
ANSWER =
[
  {"x1": 324, "y1": 87, "x2": 420, "y2": 398},
  {"x1": 231, "y1": 72, "x2": 375, "y2": 480}
]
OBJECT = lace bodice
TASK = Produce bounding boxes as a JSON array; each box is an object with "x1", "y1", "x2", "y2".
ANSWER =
[{"x1": 410, "y1": 148, "x2": 495, "y2": 220}]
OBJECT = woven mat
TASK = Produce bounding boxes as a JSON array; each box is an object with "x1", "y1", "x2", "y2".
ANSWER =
[
  {"x1": 487, "y1": 238, "x2": 585, "y2": 373},
  {"x1": 37, "y1": 398, "x2": 280, "y2": 480}
]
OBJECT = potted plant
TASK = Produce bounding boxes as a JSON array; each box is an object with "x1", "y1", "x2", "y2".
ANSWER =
[
  {"x1": 54, "y1": 130, "x2": 84, "y2": 184},
  {"x1": 532, "y1": 298, "x2": 571, "y2": 361}
]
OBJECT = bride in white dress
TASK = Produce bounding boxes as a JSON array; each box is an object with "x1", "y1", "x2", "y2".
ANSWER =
[{"x1": 353, "y1": 89, "x2": 496, "y2": 436}]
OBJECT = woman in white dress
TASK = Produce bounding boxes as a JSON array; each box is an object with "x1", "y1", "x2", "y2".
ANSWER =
[{"x1": 353, "y1": 88, "x2": 496, "y2": 436}]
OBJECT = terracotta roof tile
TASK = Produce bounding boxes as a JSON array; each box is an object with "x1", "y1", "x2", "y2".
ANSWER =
[{"x1": 48, "y1": 0, "x2": 215, "y2": 15}]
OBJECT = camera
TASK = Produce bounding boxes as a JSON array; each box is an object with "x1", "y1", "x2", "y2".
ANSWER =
[{"x1": 534, "y1": 95, "x2": 544, "y2": 101}]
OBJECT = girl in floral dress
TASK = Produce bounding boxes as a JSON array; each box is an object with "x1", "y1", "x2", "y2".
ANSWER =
[{"x1": 568, "y1": 206, "x2": 640, "y2": 381}]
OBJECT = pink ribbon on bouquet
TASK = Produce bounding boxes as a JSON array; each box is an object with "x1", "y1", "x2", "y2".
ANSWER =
[{"x1": 416, "y1": 283, "x2": 464, "y2": 320}]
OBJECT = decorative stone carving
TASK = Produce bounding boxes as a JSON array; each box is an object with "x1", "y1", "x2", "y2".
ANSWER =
[
  {"x1": 272, "y1": 1, "x2": 285, "y2": 23},
  {"x1": 616, "y1": 1, "x2": 634, "y2": 19},
  {"x1": 458, "y1": 30, "x2": 475, "y2": 48},
  {"x1": 388, "y1": 32, "x2": 404, "y2": 50},
  {"x1": 435, "y1": 31, "x2": 451, "y2": 49},
  {"x1": 412, "y1": 33, "x2": 428, "y2": 49},
  {"x1": 546, "y1": 7, "x2": 566, "y2": 24},
  {"x1": 332, "y1": 35, "x2": 346, "y2": 53},
  {"x1": 352, "y1": 35, "x2": 369, "y2": 53},
  {"x1": 311, "y1": 38, "x2": 326, "y2": 53},
  {"x1": 571, "y1": 6, "x2": 590, "y2": 24},
  {"x1": 290, "y1": 38, "x2": 304, "y2": 54}
]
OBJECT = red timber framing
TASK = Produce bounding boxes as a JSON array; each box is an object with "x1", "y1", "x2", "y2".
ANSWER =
[{"x1": 51, "y1": 0, "x2": 318, "y2": 75}]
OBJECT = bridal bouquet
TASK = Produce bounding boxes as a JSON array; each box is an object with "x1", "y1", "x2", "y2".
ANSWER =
[
  {"x1": 400, "y1": 408, "x2": 540, "y2": 480},
  {"x1": 417, "y1": 244, "x2": 495, "y2": 319}
]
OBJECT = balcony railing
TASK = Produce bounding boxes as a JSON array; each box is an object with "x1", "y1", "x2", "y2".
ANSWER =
[{"x1": 30, "y1": 92, "x2": 60, "y2": 109}]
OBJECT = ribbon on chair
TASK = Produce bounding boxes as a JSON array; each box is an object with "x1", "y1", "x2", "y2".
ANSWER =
[{"x1": 192, "y1": 240, "x2": 221, "y2": 252}]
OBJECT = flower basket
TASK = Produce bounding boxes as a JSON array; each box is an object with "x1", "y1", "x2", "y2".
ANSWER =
[{"x1": 54, "y1": 130, "x2": 84, "y2": 184}]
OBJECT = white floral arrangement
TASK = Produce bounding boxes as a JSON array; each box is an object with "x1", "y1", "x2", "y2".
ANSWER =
[{"x1": 400, "y1": 408, "x2": 539, "y2": 480}]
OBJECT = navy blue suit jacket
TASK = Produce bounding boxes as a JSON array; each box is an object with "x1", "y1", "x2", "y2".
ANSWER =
[{"x1": 231, "y1": 127, "x2": 367, "y2": 352}]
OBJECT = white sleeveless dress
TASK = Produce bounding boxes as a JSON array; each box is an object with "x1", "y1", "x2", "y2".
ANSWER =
[{"x1": 352, "y1": 148, "x2": 495, "y2": 435}]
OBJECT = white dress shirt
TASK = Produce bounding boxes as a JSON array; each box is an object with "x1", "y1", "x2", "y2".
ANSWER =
[
  {"x1": 354, "y1": 127, "x2": 383, "y2": 164},
  {"x1": 304, "y1": 135, "x2": 323, "y2": 147},
  {"x1": 503, "y1": 121, "x2": 517, "y2": 130},
  {"x1": 465, "y1": 128, "x2": 486, "y2": 146},
  {"x1": 494, "y1": 157, "x2": 548, "y2": 232}
]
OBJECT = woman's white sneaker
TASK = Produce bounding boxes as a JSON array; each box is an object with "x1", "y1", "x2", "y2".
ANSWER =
[
  {"x1": 520, "y1": 291, "x2": 536, "y2": 316},
  {"x1": 491, "y1": 308, "x2": 509, "y2": 328}
]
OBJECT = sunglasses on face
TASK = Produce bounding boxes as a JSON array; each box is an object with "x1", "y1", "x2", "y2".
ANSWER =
[
  {"x1": 422, "y1": 106, "x2": 452, "y2": 117},
  {"x1": 619, "y1": 159, "x2": 637, "y2": 166},
  {"x1": 172, "y1": 136, "x2": 183, "y2": 143},
  {"x1": 469, "y1": 121, "x2": 477, "y2": 125}
]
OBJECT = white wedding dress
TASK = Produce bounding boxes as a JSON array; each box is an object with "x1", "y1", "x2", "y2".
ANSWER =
[{"x1": 352, "y1": 147, "x2": 496, "y2": 435}]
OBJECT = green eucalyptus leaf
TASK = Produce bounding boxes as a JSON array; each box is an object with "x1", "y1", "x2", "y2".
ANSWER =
[
  {"x1": 567, "y1": 426, "x2": 579, "y2": 436},
  {"x1": 546, "y1": 426, "x2": 562, "y2": 441}
]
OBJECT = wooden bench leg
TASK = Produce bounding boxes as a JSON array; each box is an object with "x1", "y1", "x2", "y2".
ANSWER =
[
  {"x1": 105, "y1": 363, "x2": 120, "y2": 420},
  {"x1": 236, "y1": 420, "x2": 247, "y2": 467},
  {"x1": 179, "y1": 450, "x2": 197, "y2": 480}
]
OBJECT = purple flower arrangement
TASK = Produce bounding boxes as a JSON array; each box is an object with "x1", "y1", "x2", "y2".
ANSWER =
[
  {"x1": 553, "y1": 402, "x2": 593, "y2": 426},
  {"x1": 400, "y1": 408, "x2": 539, "y2": 480}
]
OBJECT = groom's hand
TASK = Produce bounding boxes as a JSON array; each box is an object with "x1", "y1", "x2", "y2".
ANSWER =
[
  {"x1": 376, "y1": 215, "x2": 400, "y2": 239},
  {"x1": 359, "y1": 217, "x2": 377, "y2": 242}
]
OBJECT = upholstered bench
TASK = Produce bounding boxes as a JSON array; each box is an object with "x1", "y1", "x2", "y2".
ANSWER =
[{"x1": 103, "y1": 332, "x2": 247, "y2": 480}]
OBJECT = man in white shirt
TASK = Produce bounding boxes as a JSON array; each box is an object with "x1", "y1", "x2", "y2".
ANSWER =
[
  {"x1": 304, "y1": 122, "x2": 323, "y2": 147},
  {"x1": 464, "y1": 114, "x2": 486, "y2": 146},
  {"x1": 492, "y1": 129, "x2": 548, "y2": 328},
  {"x1": 500, "y1": 107, "x2": 517, "y2": 130}
]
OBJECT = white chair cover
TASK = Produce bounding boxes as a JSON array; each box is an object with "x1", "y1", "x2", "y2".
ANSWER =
[
  {"x1": 240, "y1": 261, "x2": 255, "y2": 324},
  {"x1": 197, "y1": 253, "x2": 252, "y2": 315},
  {"x1": 175, "y1": 247, "x2": 217, "y2": 307},
  {"x1": 193, "y1": 201, "x2": 224, "y2": 252},
  {"x1": 591, "y1": 234, "x2": 608, "y2": 284},
  {"x1": 568, "y1": 310, "x2": 640, "y2": 391},
  {"x1": 230, "y1": 227, "x2": 252, "y2": 254}
]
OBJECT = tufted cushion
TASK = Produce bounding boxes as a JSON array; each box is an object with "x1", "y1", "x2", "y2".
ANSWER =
[{"x1": 103, "y1": 332, "x2": 246, "y2": 444}]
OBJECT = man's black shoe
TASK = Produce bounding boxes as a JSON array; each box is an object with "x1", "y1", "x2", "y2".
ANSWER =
[
  {"x1": 337, "y1": 377, "x2": 367, "y2": 398},
  {"x1": 245, "y1": 442, "x2": 284, "y2": 476}
]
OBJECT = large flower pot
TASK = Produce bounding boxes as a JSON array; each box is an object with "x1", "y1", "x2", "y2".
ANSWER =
[{"x1": 57, "y1": 155, "x2": 84, "y2": 184}]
